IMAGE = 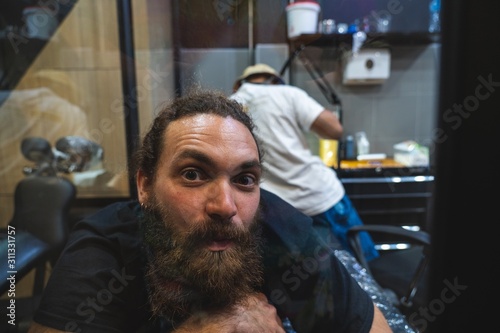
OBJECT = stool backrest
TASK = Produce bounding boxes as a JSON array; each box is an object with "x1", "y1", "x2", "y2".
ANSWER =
[{"x1": 10, "y1": 175, "x2": 76, "y2": 252}]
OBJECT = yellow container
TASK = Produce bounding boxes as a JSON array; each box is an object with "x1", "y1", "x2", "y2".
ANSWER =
[{"x1": 319, "y1": 139, "x2": 338, "y2": 168}]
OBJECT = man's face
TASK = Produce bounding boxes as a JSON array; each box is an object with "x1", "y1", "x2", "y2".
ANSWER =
[{"x1": 137, "y1": 114, "x2": 263, "y2": 319}]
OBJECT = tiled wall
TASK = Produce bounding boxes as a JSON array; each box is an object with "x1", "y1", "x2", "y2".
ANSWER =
[
  {"x1": 180, "y1": 43, "x2": 440, "y2": 164},
  {"x1": 295, "y1": 44, "x2": 441, "y2": 160}
]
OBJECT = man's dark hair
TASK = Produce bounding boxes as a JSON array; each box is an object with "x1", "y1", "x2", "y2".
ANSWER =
[{"x1": 131, "y1": 89, "x2": 263, "y2": 187}]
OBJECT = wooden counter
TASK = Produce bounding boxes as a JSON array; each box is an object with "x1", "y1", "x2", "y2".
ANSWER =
[{"x1": 340, "y1": 158, "x2": 405, "y2": 169}]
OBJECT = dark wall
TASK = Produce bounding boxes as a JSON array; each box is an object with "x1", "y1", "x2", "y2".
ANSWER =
[
  {"x1": 428, "y1": 0, "x2": 500, "y2": 332},
  {"x1": 177, "y1": 0, "x2": 289, "y2": 48},
  {"x1": 178, "y1": 0, "x2": 250, "y2": 48},
  {"x1": 254, "y1": 0, "x2": 288, "y2": 44}
]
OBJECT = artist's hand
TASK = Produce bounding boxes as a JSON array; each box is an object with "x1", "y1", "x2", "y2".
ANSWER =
[{"x1": 174, "y1": 292, "x2": 285, "y2": 333}]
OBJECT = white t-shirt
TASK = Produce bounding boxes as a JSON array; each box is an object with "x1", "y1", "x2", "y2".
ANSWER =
[{"x1": 231, "y1": 83, "x2": 344, "y2": 216}]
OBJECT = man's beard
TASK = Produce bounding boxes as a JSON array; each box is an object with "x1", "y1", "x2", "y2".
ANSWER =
[{"x1": 140, "y1": 197, "x2": 264, "y2": 322}]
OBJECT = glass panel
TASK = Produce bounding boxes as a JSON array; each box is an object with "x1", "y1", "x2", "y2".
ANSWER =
[
  {"x1": 131, "y1": 0, "x2": 175, "y2": 137},
  {"x1": 0, "y1": 0, "x2": 131, "y2": 224}
]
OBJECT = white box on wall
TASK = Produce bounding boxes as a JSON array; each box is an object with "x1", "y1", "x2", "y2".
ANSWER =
[{"x1": 342, "y1": 49, "x2": 391, "y2": 85}]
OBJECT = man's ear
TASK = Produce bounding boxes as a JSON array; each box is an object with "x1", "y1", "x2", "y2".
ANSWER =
[{"x1": 136, "y1": 169, "x2": 149, "y2": 204}]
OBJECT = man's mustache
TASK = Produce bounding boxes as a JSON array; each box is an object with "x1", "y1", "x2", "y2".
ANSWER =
[{"x1": 181, "y1": 221, "x2": 249, "y2": 247}]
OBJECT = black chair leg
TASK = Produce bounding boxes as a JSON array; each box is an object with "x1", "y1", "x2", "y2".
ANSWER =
[{"x1": 32, "y1": 262, "x2": 46, "y2": 296}]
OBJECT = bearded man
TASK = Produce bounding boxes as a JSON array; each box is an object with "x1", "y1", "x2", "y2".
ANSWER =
[{"x1": 28, "y1": 89, "x2": 391, "y2": 332}]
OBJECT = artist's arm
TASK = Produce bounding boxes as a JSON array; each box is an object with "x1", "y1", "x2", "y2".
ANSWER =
[
  {"x1": 310, "y1": 109, "x2": 343, "y2": 140},
  {"x1": 173, "y1": 293, "x2": 285, "y2": 333}
]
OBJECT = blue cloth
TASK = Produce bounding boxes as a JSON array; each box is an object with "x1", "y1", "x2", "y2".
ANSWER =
[{"x1": 311, "y1": 194, "x2": 379, "y2": 262}]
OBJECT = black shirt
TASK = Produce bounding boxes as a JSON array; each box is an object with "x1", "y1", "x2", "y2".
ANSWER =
[{"x1": 33, "y1": 189, "x2": 373, "y2": 332}]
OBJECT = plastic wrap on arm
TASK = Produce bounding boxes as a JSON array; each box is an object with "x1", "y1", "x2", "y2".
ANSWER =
[{"x1": 334, "y1": 249, "x2": 417, "y2": 333}]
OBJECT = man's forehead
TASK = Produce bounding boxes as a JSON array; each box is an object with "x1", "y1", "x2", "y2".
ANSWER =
[
  {"x1": 167, "y1": 113, "x2": 227, "y2": 131},
  {"x1": 165, "y1": 114, "x2": 251, "y2": 141},
  {"x1": 162, "y1": 113, "x2": 259, "y2": 162}
]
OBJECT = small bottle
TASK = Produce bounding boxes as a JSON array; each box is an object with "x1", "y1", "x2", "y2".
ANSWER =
[
  {"x1": 355, "y1": 131, "x2": 370, "y2": 156},
  {"x1": 344, "y1": 135, "x2": 355, "y2": 160},
  {"x1": 428, "y1": 0, "x2": 441, "y2": 33}
]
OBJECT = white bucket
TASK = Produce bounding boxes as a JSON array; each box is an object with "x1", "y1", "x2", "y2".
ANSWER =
[{"x1": 286, "y1": 2, "x2": 321, "y2": 38}]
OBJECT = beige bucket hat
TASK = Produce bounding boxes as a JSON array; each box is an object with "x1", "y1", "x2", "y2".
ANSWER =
[{"x1": 233, "y1": 63, "x2": 285, "y2": 91}]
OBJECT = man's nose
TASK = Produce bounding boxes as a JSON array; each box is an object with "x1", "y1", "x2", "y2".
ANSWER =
[{"x1": 206, "y1": 180, "x2": 237, "y2": 221}]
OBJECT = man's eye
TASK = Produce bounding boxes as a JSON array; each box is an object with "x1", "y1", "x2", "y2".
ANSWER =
[
  {"x1": 235, "y1": 175, "x2": 257, "y2": 187},
  {"x1": 182, "y1": 169, "x2": 201, "y2": 181}
]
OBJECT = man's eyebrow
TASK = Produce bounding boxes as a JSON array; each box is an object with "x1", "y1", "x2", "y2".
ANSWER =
[
  {"x1": 174, "y1": 149, "x2": 261, "y2": 171},
  {"x1": 175, "y1": 149, "x2": 214, "y2": 166},
  {"x1": 240, "y1": 160, "x2": 262, "y2": 171}
]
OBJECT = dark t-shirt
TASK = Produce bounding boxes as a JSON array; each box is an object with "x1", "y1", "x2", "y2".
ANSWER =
[{"x1": 33, "y1": 189, "x2": 374, "y2": 332}]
